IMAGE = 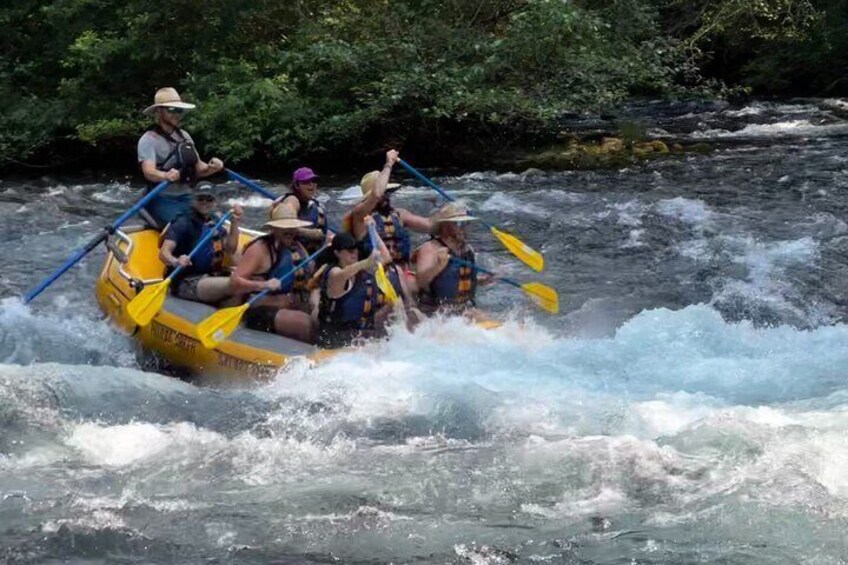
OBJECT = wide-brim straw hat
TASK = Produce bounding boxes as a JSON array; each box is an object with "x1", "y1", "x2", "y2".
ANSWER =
[
  {"x1": 431, "y1": 201, "x2": 478, "y2": 224},
  {"x1": 359, "y1": 170, "x2": 401, "y2": 199},
  {"x1": 264, "y1": 203, "x2": 313, "y2": 230},
  {"x1": 143, "y1": 87, "x2": 196, "y2": 115}
]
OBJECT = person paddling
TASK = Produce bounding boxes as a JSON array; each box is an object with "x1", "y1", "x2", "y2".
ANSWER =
[
  {"x1": 138, "y1": 87, "x2": 225, "y2": 226},
  {"x1": 317, "y1": 219, "x2": 407, "y2": 348},
  {"x1": 343, "y1": 150, "x2": 432, "y2": 279},
  {"x1": 229, "y1": 206, "x2": 317, "y2": 343},
  {"x1": 415, "y1": 202, "x2": 494, "y2": 317},
  {"x1": 158, "y1": 185, "x2": 243, "y2": 304},
  {"x1": 274, "y1": 167, "x2": 332, "y2": 253}
]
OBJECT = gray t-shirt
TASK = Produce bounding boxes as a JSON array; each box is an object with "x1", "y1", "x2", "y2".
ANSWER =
[{"x1": 137, "y1": 128, "x2": 198, "y2": 195}]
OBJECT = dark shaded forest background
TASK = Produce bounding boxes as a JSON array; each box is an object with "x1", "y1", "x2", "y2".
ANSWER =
[{"x1": 1, "y1": 0, "x2": 845, "y2": 172}]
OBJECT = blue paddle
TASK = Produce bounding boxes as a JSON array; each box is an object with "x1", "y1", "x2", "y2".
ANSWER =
[
  {"x1": 126, "y1": 211, "x2": 234, "y2": 326},
  {"x1": 23, "y1": 180, "x2": 171, "y2": 303},
  {"x1": 196, "y1": 243, "x2": 329, "y2": 348},
  {"x1": 226, "y1": 168, "x2": 340, "y2": 233},
  {"x1": 398, "y1": 159, "x2": 544, "y2": 272}
]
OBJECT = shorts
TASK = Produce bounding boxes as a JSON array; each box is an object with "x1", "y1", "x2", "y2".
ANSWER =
[
  {"x1": 244, "y1": 306, "x2": 279, "y2": 333},
  {"x1": 144, "y1": 193, "x2": 193, "y2": 226},
  {"x1": 172, "y1": 274, "x2": 206, "y2": 301}
]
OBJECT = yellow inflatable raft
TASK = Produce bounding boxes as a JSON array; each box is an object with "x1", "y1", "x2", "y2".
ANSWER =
[{"x1": 95, "y1": 223, "x2": 336, "y2": 379}]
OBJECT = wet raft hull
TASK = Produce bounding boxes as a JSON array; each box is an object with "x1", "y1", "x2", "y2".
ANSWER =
[{"x1": 95, "y1": 225, "x2": 333, "y2": 379}]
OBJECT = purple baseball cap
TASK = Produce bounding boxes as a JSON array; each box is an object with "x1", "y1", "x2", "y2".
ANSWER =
[{"x1": 292, "y1": 167, "x2": 318, "y2": 183}]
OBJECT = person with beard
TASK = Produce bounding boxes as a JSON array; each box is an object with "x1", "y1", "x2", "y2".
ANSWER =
[
  {"x1": 275, "y1": 166, "x2": 332, "y2": 253},
  {"x1": 342, "y1": 149, "x2": 432, "y2": 288},
  {"x1": 158, "y1": 185, "x2": 243, "y2": 304},
  {"x1": 138, "y1": 87, "x2": 225, "y2": 226},
  {"x1": 415, "y1": 202, "x2": 494, "y2": 319}
]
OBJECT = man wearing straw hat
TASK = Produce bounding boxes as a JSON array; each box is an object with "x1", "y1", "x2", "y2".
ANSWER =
[
  {"x1": 415, "y1": 201, "x2": 493, "y2": 317},
  {"x1": 342, "y1": 149, "x2": 432, "y2": 273},
  {"x1": 137, "y1": 87, "x2": 226, "y2": 226}
]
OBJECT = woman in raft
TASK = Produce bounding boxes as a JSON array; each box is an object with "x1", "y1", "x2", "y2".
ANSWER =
[
  {"x1": 316, "y1": 217, "x2": 417, "y2": 348},
  {"x1": 230, "y1": 205, "x2": 318, "y2": 343}
]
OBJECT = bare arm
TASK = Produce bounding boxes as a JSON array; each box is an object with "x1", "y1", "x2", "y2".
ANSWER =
[
  {"x1": 415, "y1": 243, "x2": 449, "y2": 291},
  {"x1": 195, "y1": 156, "x2": 224, "y2": 179},
  {"x1": 142, "y1": 160, "x2": 180, "y2": 184},
  {"x1": 327, "y1": 257, "x2": 377, "y2": 298},
  {"x1": 350, "y1": 149, "x2": 400, "y2": 239},
  {"x1": 224, "y1": 206, "x2": 242, "y2": 256},
  {"x1": 364, "y1": 216, "x2": 392, "y2": 265},
  {"x1": 159, "y1": 239, "x2": 188, "y2": 268},
  {"x1": 397, "y1": 208, "x2": 432, "y2": 234},
  {"x1": 230, "y1": 241, "x2": 276, "y2": 294},
  {"x1": 279, "y1": 196, "x2": 324, "y2": 241}
]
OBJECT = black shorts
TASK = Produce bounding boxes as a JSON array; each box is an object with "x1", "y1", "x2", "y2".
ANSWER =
[{"x1": 243, "y1": 306, "x2": 279, "y2": 333}]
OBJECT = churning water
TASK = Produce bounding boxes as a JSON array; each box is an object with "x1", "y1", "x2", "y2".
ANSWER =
[{"x1": 2, "y1": 99, "x2": 848, "y2": 563}]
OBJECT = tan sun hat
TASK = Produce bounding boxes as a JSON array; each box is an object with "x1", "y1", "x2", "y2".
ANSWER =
[
  {"x1": 143, "y1": 87, "x2": 197, "y2": 115},
  {"x1": 359, "y1": 170, "x2": 401, "y2": 199},
  {"x1": 431, "y1": 201, "x2": 478, "y2": 224},
  {"x1": 264, "y1": 204, "x2": 313, "y2": 230}
]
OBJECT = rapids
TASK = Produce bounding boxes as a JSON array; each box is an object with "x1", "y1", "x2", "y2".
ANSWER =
[{"x1": 2, "y1": 99, "x2": 848, "y2": 563}]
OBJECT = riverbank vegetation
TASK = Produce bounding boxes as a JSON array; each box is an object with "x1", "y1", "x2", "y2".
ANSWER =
[{"x1": 1, "y1": 0, "x2": 845, "y2": 171}]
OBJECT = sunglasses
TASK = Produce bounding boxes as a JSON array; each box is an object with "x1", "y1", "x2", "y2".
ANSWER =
[
  {"x1": 164, "y1": 107, "x2": 186, "y2": 115},
  {"x1": 195, "y1": 194, "x2": 216, "y2": 202}
]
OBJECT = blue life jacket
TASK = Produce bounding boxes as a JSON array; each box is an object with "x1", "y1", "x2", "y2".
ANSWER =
[
  {"x1": 319, "y1": 268, "x2": 385, "y2": 330},
  {"x1": 359, "y1": 209, "x2": 411, "y2": 263},
  {"x1": 245, "y1": 235, "x2": 311, "y2": 294},
  {"x1": 164, "y1": 211, "x2": 226, "y2": 280},
  {"x1": 191, "y1": 221, "x2": 226, "y2": 275},
  {"x1": 283, "y1": 192, "x2": 328, "y2": 252},
  {"x1": 422, "y1": 238, "x2": 477, "y2": 307}
]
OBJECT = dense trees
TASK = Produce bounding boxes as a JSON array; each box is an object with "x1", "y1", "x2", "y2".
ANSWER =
[{"x1": 1, "y1": 0, "x2": 844, "y2": 169}]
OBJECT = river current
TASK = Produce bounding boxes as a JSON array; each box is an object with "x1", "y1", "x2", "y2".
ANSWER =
[{"x1": 2, "y1": 100, "x2": 848, "y2": 563}]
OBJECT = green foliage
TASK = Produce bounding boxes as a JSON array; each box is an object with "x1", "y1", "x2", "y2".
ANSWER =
[{"x1": 1, "y1": 0, "x2": 844, "y2": 168}]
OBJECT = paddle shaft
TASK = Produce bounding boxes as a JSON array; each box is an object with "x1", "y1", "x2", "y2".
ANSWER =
[
  {"x1": 246, "y1": 243, "x2": 329, "y2": 307},
  {"x1": 226, "y1": 169, "x2": 277, "y2": 200},
  {"x1": 450, "y1": 258, "x2": 522, "y2": 290},
  {"x1": 398, "y1": 159, "x2": 494, "y2": 231},
  {"x1": 24, "y1": 180, "x2": 171, "y2": 303},
  {"x1": 166, "y1": 211, "x2": 233, "y2": 281},
  {"x1": 227, "y1": 168, "x2": 341, "y2": 233}
]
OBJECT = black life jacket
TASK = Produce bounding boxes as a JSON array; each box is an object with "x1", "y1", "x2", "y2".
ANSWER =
[{"x1": 147, "y1": 125, "x2": 199, "y2": 190}]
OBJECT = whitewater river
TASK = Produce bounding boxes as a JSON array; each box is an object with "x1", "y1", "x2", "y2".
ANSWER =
[{"x1": 2, "y1": 100, "x2": 848, "y2": 563}]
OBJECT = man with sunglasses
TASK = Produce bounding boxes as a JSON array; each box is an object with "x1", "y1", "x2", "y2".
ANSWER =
[
  {"x1": 138, "y1": 87, "x2": 225, "y2": 226},
  {"x1": 159, "y1": 184, "x2": 243, "y2": 304}
]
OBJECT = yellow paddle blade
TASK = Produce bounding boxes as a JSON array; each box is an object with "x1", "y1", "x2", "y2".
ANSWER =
[
  {"x1": 490, "y1": 226, "x2": 544, "y2": 272},
  {"x1": 521, "y1": 282, "x2": 559, "y2": 314},
  {"x1": 375, "y1": 264, "x2": 399, "y2": 304},
  {"x1": 196, "y1": 303, "x2": 250, "y2": 349},
  {"x1": 126, "y1": 279, "x2": 171, "y2": 326}
]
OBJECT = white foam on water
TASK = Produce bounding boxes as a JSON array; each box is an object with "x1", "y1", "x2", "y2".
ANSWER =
[
  {"x1": 692, "y1": 120, "x2": 848, "y2": 139},
  {"x1": 480, "y1": 192, "x2": 551, "y2": 219},
  {"x1": 89, "y1": 182, "x2": 133, "y2": 204},
  {"x1": 66, "y1": 421, "x2": 224, "y2": 467},
  {"x1": 0, "y1": 297, "x2": 136, "y2": 366},
  {"x1": 225, "y1": 194, "x2": 273, "y2": 208},
  {"x1": 656, "y1": 197, "x2": 714, "y2": 225}
]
